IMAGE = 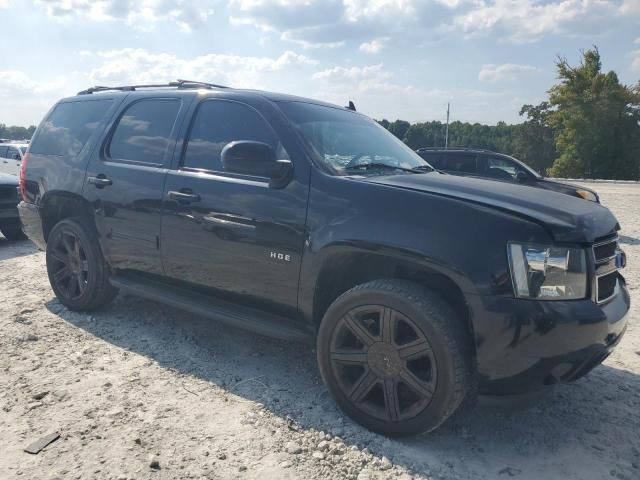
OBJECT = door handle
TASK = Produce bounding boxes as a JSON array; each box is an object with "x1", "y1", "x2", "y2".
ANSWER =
[
  {"x1": 87, "y1": 175, "x2": 113, "y2": 188},
  {"x1": 168, "y1": 190, "x2": 201, "y2": 203}
]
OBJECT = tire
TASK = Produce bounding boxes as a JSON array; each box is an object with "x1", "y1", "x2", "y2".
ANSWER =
[
  {"x1": 317, "y1": 279, "x2": 472, "y2": 436},
  {"x1": 1, "y1": 225, "x2": 27, "y2": 241},
  {"x1": 46, "y1": 217, "x2": 118, "y2": 311}
]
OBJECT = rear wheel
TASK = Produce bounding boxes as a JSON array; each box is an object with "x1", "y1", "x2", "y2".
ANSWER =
[
  {"x1": 317, "y1": 279, "x2": 472, "y2": 436},
  {"x1": 46, "y1": 218, "x2": 118, "y2": 311}
]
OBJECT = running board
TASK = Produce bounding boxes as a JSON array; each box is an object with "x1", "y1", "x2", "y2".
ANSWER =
[{"x1": 109, "y1": 274, "x2": 313, "y2": 342}]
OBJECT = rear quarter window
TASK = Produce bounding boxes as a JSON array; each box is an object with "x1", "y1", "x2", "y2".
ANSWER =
[{"x1": 30, "y1": 99, "x2": 113, "y2": 157}]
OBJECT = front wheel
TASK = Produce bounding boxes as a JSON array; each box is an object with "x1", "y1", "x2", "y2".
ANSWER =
[
  {"x1": 46, "y1": 217, "x2": 118, "y2": 311},
  {"x1": 317, "y1": 279, "x2": 472, "y2": 436}
]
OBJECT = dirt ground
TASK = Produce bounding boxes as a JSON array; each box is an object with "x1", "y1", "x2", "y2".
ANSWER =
[{"x1": 1, "y1": 183, "x2": 639, "y2": 480}]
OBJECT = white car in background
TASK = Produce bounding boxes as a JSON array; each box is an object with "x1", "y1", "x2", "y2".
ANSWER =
[{"x1": 0, "y1": 143, "x2": 28, "y2": 176}]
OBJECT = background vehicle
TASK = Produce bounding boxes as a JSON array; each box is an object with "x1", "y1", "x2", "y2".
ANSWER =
[
  {"x1": 0, "y1": 173, "x2": 25, "y2": 240},
  {"x1": 0, "y1": 142, "x2": 28, "y2": 176},
  {"x1": 18, "y1": 81, "x2": 629, "y2": 436},
  {"x1": 416, "y1": 147, "x2": 600, "y2": 202}
]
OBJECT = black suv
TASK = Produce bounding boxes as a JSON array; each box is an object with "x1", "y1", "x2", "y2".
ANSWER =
[
  {"x1": 416, "y1": 147, "x2": 600, "y2": 202},
  {"x1": 19, "y1": 81, "x2": 629, "y2": 436}
]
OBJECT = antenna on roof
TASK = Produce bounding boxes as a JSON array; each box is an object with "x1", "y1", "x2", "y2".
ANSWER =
[{"x1": 346, "y1": 101, "x2": 356, "y2": 111}]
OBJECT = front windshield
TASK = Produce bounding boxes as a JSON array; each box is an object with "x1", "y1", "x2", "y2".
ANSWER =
[{"x1": 278, "y1": 101, "x2": 432, "y2": 175}]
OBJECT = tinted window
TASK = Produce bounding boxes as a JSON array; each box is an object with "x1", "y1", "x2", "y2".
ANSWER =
[
  {"x1": 31, "y1": 100, "x2": 113, "y2": 157},
  {"x1": 108, "y1": 99, "x2": 180, "y2": 165},
  {"x1": 183, "y1": 100, "x2": 281, "y2": 172},
  {"x1": 0, "y1": 146, "x2": 6, "y2": 158},
  {"x1": 443, "y1": 153, "x2": 477, "y2": 174},
  {"x1": 480, "y1": 155, "x2": 529, "y2": 181},
  {"x1": 423, "y1": 153, "x2": 443, "y2": 169}
]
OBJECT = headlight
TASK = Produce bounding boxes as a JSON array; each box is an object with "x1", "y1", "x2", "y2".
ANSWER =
[
  {"x1": 507, "y1": 243, "x2": 587, "y2": 300},
  {"x1": 576, "y1": 189, "x2": 598, "y2": 202}
]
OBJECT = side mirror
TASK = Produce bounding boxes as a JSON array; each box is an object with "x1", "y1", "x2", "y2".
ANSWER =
[
  {"x1": 11, "y1": 154, "x2": 20, "y2": 160},
  {"x1": 515, "y1": 171, "x2": 529, "y2": 183},
  {"x1": 221, "y1": 141, "x2": 292, "y2": 188}
]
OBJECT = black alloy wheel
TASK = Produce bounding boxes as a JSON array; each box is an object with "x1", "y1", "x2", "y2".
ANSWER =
[
  {"x1": 46, "y1": 218, "x2": 118, "y2": 311},
  {"x1": 48, "y1": 229, "x2": 89, "y2": 300},
  {"x1": 329, "y1": 304, "x2": 437, "y2": 423},
  {"x1": 317, "y1": 279, "x2": 471, "y2": 436}
]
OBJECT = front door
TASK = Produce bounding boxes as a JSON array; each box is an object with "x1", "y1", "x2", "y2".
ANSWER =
[
  {"x1": 83, "y1": 95, "x2": 191, "y2": 275},
  {"x1": 160, "y1": 98, "x2": 308, "y2": 315}
]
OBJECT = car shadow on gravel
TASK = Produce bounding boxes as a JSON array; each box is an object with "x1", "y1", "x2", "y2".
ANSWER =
[
  {"x1": 0, "y1": 238, "x2": 39, "y2": 260},
  {"x1": 47, "y1": 294, "x2": 640, "y2": 479},
  {"x1": 619, "y1": 234, "x2": 640, "y2": 245}
]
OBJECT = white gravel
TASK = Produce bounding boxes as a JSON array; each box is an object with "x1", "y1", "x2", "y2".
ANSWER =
[{"x1": 1, "y1": 184, "x2": 639, "y2": 480}]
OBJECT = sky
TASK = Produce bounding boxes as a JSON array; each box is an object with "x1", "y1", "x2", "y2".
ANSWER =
[{"x1": 1, "y1": 0, "x2": 639, "y2": 127}]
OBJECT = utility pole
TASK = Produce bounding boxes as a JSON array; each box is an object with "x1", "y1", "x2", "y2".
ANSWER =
[{"x1": 445, "y1": 102, "x2": 450, "y2": 150}]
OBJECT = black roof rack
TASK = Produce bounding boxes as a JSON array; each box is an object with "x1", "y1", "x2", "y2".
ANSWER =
[{"x1": 77, "y1": 79, "x2": 230, "y2": 95}]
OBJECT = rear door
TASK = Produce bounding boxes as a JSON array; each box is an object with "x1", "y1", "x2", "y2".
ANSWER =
[{"x1": 83, "y1": 94, "x2": 192, "y2": 275}]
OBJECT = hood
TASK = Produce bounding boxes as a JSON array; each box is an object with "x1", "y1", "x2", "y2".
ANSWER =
[
  {"x1": 360, "y1": 173, "x2": 618, "y2": 243},
  {"x1": 0, "y1": 173, "x2": 18, "y2": 186}
]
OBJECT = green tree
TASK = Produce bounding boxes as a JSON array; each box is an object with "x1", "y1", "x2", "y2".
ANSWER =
[
  {"x1": 513, "y1": 102, "x2": 556, "y2": 175},
  {"x1": 548, "y1": 48, "x2": 640, "y2": 179}
]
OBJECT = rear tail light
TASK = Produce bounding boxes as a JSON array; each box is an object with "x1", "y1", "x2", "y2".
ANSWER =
[{"x1": 19, "y1": 152, "x2": 29, "y2": 199}]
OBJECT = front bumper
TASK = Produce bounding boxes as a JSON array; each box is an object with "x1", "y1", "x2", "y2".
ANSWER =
[
  {"x1": 468, "y1": 275, "x2": 630, "y2": 395},
  {"x1": 17, "y1": 201, "x2": 46, "y2": 250}
]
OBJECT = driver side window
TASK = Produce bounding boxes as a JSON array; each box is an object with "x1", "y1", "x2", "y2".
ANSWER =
[
  {"x1": 182, "y1": 100, "x2": 287, "y2": 173},
  {"x1": 483, "y1": 156, "x2": 522, "y2": 182}
]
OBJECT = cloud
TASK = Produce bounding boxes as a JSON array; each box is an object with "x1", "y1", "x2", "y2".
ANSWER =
[
  {"x1": 620, "y1": 0, "x2": 640, "y2": 16},
  {"x1": 452, "y1": 0, "x2": 636, "y2": 43},
  {"x1": 309, "y1": 62, "x2": 541, "y2": 124},
  {"x1": 88, "y1": 48, "x2": 317, "y2": 88},
  {"x1": 34, "y1": 0, "x2": 215, "y2": 31},
  {"x1": 0, "y1": 71, "x2": 69, "y2": 125},
  {"x1": 229, "y1": 0, "x2": 424, "y2": 48},
  {"x1": 478, "y1": 63, "x2": 539, "y2": 82},
  {"x1": 359, "y1": 38, "x2": 387, "y2": 54}
]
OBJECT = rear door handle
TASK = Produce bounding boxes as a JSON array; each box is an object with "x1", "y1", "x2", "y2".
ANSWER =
[
  {"x1": 168, "y1": 190, "x2": 201, "y2": 203},
  {"x1": 87, "y1": 175, "x2": 113, "y2": 188}
]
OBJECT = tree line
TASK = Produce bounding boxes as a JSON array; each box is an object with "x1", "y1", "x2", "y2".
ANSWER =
[
  {"x1": 0, "y1": 124, "x2": 36, "y2": 141},
  {"x1": 2, "y1": 49, "x2": 638, "y2": 179},
  {"x1": 380, "y1": 48, "x2": 640, "y2": 180}
]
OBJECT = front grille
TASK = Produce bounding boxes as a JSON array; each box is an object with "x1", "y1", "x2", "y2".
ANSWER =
[
  {"x1": 594, "y1": 239, "x2": 617, "y2": 262},
  {"x1": 597, "y1": 272, "x2": 618, "y2": 303},
  {"x1": 593, "y1": 234, "x2": 620, "y2": 303},
  {"x1": 0, "y1": 186, "x2": 17, "y2": 201}
]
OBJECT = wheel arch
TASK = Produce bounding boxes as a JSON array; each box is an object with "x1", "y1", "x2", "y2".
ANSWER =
[
  {"x1": 309, "y1": 246, "x2": 477, "y2": 352},
  {"x1": 40, "y1": 191, "x2": 95, "y2": 242}
]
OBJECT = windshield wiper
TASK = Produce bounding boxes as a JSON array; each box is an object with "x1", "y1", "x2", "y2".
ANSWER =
[
  {"x1": 410, "y1": 165, "x2": 435, "y2": 173},
  {"x1": 344, "y1": 162, "x2": 426, "y2": 174}
]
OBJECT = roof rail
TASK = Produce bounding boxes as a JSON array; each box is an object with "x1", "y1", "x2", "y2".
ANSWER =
[
  {"x1": 77, "y1": 79, "x2": 230, "y2": 95},
  {"x1": 416, "y1": 147, "x2": 495, "y2": 153}
]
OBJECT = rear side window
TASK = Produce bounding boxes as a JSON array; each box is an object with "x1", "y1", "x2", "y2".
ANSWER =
[
  {"x1": 30, "y1": 100, "x2": 113, "y2": 157},
  {"x1": 108, "y1": 99, "x2": 180, "y2": 165},
  {"x1": 443, "y1": 153, "x2": 477, "y2": 174},
  {"x1": 0, "y1": 146, "x2": 7, "y2": 158},
  {"x1": 183, "y1": 100, "x2": 280, "y2": 172}
]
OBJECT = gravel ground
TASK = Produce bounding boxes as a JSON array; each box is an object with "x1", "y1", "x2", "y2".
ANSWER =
[{"x1": 1, "y1": 183, "x2": 639, "y2": 480}]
